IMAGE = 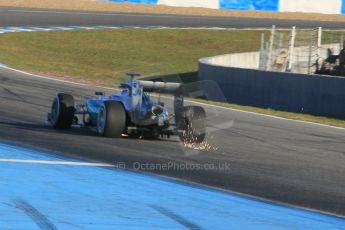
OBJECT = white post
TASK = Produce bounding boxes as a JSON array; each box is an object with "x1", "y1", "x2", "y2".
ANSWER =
[
  {"x1": 266, "y1": 25, "x2": 276, "y2": 71},
  {"x1": 317, "y1": 27, "x2": 322, "y2": 69},
  {"x1": 307, "y1": 32, "x2": 313, "y2": 75},
  {"x1": 260, "y1": 33, "x2": 265, "y2": 51},
  {"x1": 287, "y1": 26, "x2": 296, "y2": 72},
  {"x1": 259, "y1": 33, "x2": 265, "y2": 70}
]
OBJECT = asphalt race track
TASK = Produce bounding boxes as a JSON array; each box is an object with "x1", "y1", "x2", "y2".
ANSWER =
[
  {"x1": 0, "y1": 67, "x2": 345, "y2": 216},
  {"x1": 0, "y1": 6, "x2": 345, "y2": 218},
  {"x1": 2, "y1": 7, "x2": 345, "y2": 29}
]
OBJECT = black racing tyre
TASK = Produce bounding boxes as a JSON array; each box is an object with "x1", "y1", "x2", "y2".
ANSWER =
[
  {"x1": 50, "y1": 93, "x2": 75, "y2": 129},
  {"x1": 97, "y1": 101, "x2": 126, "y2": 138},
  {"x1": 178, "y1": 106, "x2": 206, "y2": 143}
]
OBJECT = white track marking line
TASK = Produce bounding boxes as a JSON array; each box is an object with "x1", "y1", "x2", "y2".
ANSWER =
[
  {"x1": 0, "y1": 158, "x2": 115, "y2": 167},
  {"x1": 0, "y1": 29, "x2": 15, "y2": 32},
  {"x1": 28, "y1": 27, "x2": 53, "y2": 31},
  {"x1": 4, "y1": 67, "x2": 89, "y2": 87},
  {"x1": 7, "y1": 27, "x2": 34, "y2": 32}
]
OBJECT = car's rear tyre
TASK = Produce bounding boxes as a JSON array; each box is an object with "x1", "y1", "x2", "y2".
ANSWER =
[
  {"x1": 97, "y1": 101, "x2": 126, "y2": 138},
  {"x1": 50, "y1": 93, "x2": 75, "y2": 129},
  {"x1": 178, "y1": 106, "x2": 206, "y2": 143}
]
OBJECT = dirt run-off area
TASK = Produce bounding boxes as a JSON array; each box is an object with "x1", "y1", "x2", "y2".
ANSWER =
[{"x1": 1, "y1": 0, "x2": 345, "y2": 22}]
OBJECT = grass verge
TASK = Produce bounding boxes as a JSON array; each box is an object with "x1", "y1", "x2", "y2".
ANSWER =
[{"x1": 0, "y1": 29, "x2": 268, "y2": 84}]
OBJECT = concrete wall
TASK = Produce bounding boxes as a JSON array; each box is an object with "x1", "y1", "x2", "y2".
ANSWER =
[
  {"x1": 204, "y1": 44, "x2": 340, "y2": 74},
  {"x1": 203, "y1": 52, "x2": 260, "y2": 69},
  {"x1": 199, "y1": 56, "x2": 345, "y2": 118},
  {"x1": 158, "y1": 0, "x2": 219, "y2": 9},
  {"x1": 103, "y1": 0, "x2": 345, "y2": 14},
  {"x1": 279, "y1": 0, "x2": 342, "y2": 14},
  {"x1": 106, "y1": 0, "x2": 158, "y2": 4}
]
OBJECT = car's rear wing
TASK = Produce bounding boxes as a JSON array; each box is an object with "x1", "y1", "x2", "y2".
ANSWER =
[{"x1": 138, "y1": 80, "x2": 184, "y2": 123}]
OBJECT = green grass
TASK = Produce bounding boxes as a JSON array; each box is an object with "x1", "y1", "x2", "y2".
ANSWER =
[
  {"x1": 0, "y1": 28, "x2": 344, "y2": 127},
  {"x1": 0, "y1": 29, "x2": 269, "y2": 84}
]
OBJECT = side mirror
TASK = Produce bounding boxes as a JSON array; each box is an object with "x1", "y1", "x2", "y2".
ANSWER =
[{"x1": 95, "y1": 91, "x2": 104, "y2": 96}]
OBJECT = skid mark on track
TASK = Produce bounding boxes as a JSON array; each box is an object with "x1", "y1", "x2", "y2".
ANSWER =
[
  {"x1": 0, "y1": 76, "x2": 9, "y2": 82},
  {"x1": 0, "y1": 86, "x2": 26, "y2": 101},
  {"x1": 150, "y1": 205, "x2": 204, "y2": 230},
  {"x1": 13, "y1": 199, "x2": 57, "y2": 230}
]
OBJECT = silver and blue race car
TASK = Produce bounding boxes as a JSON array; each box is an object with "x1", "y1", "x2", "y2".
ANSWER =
[{"x1": 48, "y1": 74, "x2": 206, "y2": 143}]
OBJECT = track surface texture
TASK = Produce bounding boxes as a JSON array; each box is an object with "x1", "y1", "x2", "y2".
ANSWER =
[
  {"x1": 0, "y1": 68, "x2": 344, "y2": 216},
  {"x1": 1, "y1": 6, "x2": 345, "y2": 218},
  {"x1": 2, "y1": 7, "x2": 345, "y2": 29}
]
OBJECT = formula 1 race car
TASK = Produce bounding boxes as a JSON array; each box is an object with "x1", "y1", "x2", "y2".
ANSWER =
[{"x1": 47, "y1": 73, "x2": 206, "y2": 143}]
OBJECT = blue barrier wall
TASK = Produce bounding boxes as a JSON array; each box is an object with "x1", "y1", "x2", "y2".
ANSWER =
[
  {"x1": 219, "y1": 0, "x2": 279, "y2": 11},
  {"x1": 199, "y1": 62, "x2": 345, "y2": 119}
]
